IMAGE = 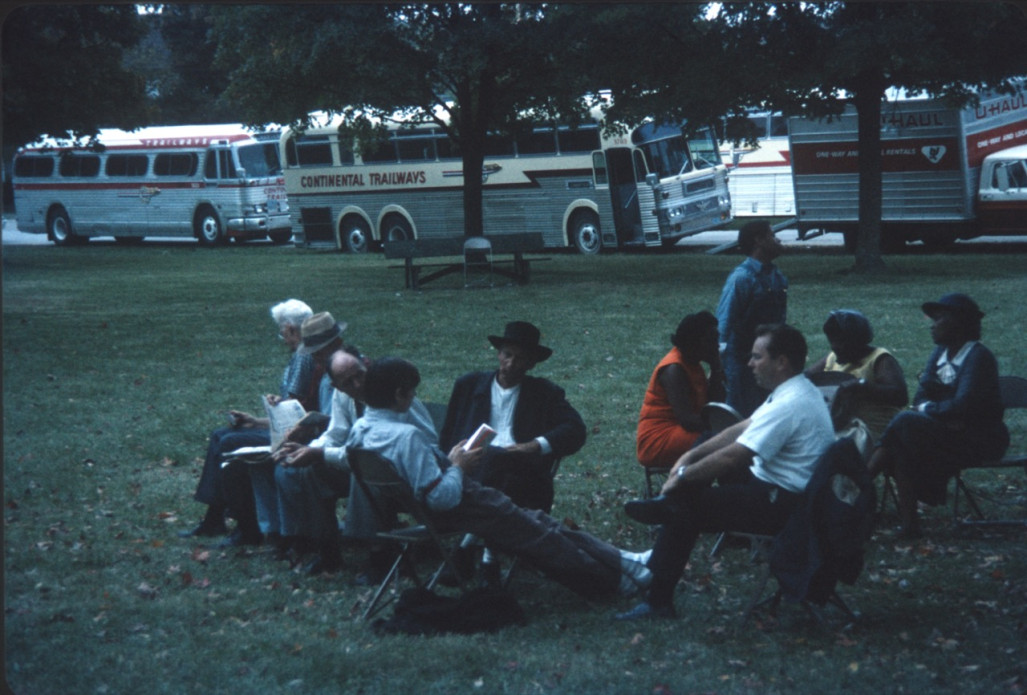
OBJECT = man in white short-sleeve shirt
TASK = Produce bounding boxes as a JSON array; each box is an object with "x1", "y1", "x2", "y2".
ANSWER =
[{"x1": 617, "y1": 323, "x2": 835, "y2": 620}]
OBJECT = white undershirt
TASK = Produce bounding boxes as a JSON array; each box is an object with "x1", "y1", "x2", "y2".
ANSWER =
[{"x1": 488, "y1": 378, "x2": 552, "y2": 454}]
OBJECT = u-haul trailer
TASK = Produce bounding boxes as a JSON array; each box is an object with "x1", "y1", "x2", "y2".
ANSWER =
[{"x1": 789, "y1": 90, "x2": 1027, "y2": 249}]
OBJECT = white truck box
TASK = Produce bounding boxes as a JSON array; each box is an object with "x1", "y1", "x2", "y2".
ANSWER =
[{"x1": 789, "y1": 90, "x2": 1027, "y2": 246}]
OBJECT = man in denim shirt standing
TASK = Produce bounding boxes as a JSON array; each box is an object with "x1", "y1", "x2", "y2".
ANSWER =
[{"x1": 715, "y1": 220, "x2": 787, "y2": 417}]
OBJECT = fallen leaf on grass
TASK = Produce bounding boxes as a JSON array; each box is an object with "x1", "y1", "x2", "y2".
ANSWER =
[
  {"x1": 630, "y1": 633, "x2": 645, "y2": 645},
  {"x1": 136, "y1": 582, "x2": 158, "y2": 599},
  {"x1": 835, "y1": 633, "x2": 859, "y2": 647}
]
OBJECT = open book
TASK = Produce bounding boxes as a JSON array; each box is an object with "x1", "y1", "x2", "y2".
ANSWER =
[
  {"x1": 463, "y1": 423, "x2": 497, "y2": 451},
  {"x1": 222, "y1": 396, "x2": 328, "y2": 464}
]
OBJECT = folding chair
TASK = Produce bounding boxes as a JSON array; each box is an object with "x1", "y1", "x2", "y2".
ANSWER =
[
  {"x1": 463, "y1": 236, "x2": 492, "y2": 288},
  {"x1": 743, "y1": 438, "x2": 873, "y2": 627},
  {"x1": 347, "y1": 446, "x2": 468, "y2": 621},
  {"x1": 422, "y1": 400, "x2": 449, "y2": 434},
  {"x1": 952, "y1": 375, "x2": 1027, "y2": 527}
]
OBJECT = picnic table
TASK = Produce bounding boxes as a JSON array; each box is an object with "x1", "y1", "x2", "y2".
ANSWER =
[{"x1": 383, "y1": 233, "x2": 550, "y2": 290}]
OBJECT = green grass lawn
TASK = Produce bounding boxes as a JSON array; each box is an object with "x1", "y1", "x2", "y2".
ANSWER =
[{"x1": 3, "y1": 241, "x2": 1026, "y2": 695}]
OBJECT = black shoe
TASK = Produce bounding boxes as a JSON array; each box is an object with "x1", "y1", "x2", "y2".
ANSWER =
[
  {"x1": 614, "y1": 601, "x2": 677, "y2": 621},
  {"x1": 302, "y1": 553, "x2": 343, "y2": 576},
  {"x1": 218, "y1": 528, "x2": 263, "y2": 548},
  {"x1": 624, "y1": 496, "x2": 683, "y2": 526},
  {"x1": 177, "y1": 520, "x2": 228, "y2": 538},
  {"x1": 479, "y1": 561, "x2": 502, "y2": 589},
  {"x1": 437, "y1": 546, "x2": 477, "y2": 587}
]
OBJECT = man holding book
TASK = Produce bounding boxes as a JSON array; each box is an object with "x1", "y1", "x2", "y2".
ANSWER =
[{"x1": 439, "y1": 321, "x2": 586, "y2": 514}]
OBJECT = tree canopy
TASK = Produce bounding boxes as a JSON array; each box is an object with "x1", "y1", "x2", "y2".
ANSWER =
[
  {"x1": 2, "y1": 4, "x2": 150, "y2": 148},
  {"x1": 575, "y1": 2, "x2": 1027, "y2": 270},
  {"x1": 209, "y1": 4, "x2": 587, "y2": 237},
  {"x1": 5, "y1": 2, "x2": 1026, "y2": 264}
]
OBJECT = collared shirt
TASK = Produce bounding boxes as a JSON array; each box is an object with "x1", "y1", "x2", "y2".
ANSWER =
[
  {"x1": 280, "y1": 351, "x2": 314, "y2": 402},
  {"x1": 715, "y1": 256, "x2": 788, "y2": 353},
  {"x1": 489, "y1": 377, "x2": 552, "y2": 455},
  {"x1": 737, "y1": 374, "x2": 835, "y2": 492},
  {"x1": 317, "y1": 393, "x2": 436, "y2": 468},
  {"x1": 935, "y1": 340, "x2": 977, "y2": 385},
  {"x1": 346, "y1": 406, "x2": 463, "y2": 511}
]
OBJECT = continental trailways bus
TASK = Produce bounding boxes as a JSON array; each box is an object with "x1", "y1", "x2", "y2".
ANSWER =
[
  {"x1": 12, "y1": 124, "x2": 291, "y2": 246},
  {"x1": 282, "y1": 110, "x2": 731, "y2": 254}
]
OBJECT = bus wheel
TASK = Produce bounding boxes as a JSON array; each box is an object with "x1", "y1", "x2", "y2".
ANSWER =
[
  {"x1": 341, "y1": 217, "x2": 371, "y2": 253},
  {"x1": 195, "y1": 207, "x2": 226, "y2": 246},
  {"x1": 382, "y1": 214, "x2": 413, "y2": 243},
  {"x1": 570, "y1": 211, "x2": 601, "y2": 255},
  {"x1": 48, "y1": 208, "x2": 82, "y2": 246}
]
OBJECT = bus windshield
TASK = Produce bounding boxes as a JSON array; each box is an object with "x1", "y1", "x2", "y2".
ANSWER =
[
  {"x1": 238, "y1": 142, "x2": 281, "y2": 177},
  {"x1": 687, "y1": 129, "x2": 720, "y2": 170},
  {"x1": 638, "y1": 137, "x2": 692, "y2": 178}
]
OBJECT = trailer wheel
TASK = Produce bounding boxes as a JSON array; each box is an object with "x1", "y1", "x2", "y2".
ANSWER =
[
  {"x1": 341, "y1": 216, "x2": 371, "y2": 253},
  {"x1": 382, "y1": 214, "x2": 412, "y2": 242},
  {"x1": 47, "y1": 207, "x2": 85, "y2": 246},
  {"x1": 570, "y1": 210, "x2": 601, "y2": 255},
  {"x1": 195, "y1": 206, "x2": 226, "y2": 246},
  {"x1": 268, "y1": 230, "x2": 292, "y2": 245}
]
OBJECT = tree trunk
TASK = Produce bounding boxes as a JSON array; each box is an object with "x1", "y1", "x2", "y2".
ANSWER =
[{"x1": 852, "y1": 70, "x2": 887, "y2": 273}]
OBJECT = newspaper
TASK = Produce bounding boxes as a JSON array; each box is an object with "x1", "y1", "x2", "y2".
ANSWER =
[{"x1": 221, "y1": 396, "x2": 308, "y2": 465}]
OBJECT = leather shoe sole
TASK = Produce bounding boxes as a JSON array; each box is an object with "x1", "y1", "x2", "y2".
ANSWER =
[
  {"x1": 624, "y1": 496, "x2": 682, "y2": 526},
  {"x1": 178, "y1": 523, "x2": 227, "y2": 539},
  {"x1": 614, "y1": 602, "x2": 677, "y2": 621}
]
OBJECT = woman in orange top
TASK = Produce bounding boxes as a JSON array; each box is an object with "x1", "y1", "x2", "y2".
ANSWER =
[{"x1": 637, "y1": 311, "x2": 726, "y2": 468}]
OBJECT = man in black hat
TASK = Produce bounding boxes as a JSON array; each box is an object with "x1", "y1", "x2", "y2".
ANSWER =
[{"x1": 440, "y1": 321, "x2": 586, "y2": 514}]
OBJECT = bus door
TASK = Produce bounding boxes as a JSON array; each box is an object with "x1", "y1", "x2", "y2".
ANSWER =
[{"x1": 603, "y1": 147, "x2": 643, "y2": 243}]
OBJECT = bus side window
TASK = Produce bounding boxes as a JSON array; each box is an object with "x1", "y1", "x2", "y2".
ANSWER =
[
  {"x1": 218, "y1": 150, "x2": 236, "y2": 179},
  {"x1": 205, "y1": 150, "x2": 218, "y2": 179},
  {"x1": 15, "y1": 155, "x2": 55, "y2": 178},
  {"x1": 632, "y1": 150, "x2": 648, "y2": 183},
  {"x1": 592, "y1": 152, "x2": 608, "y2": 186},
  {"x1": 155, "y1": 153, "x2": 198, "y2": 177},
  {"x1": 106, "y1": 154, "x2": 149, "y2": 177},
  {"x1": 59, "y1": 154, "x2": 100, "y2": 177}
]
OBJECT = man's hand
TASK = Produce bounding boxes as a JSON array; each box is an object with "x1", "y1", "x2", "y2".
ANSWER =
[
  {"x1": 504, "y1": 440, "x2": 541, "y2": 456},
  {"x1": 449, "y1": 441, "x2": 484, "y2": 472},
  {"x1": 229, "y1": 410, "x2": 259, "y2": 428},
  {"x1": 284, "y1": 424, "x2": 318, "y2": 446},
  {"x1": 273, "y1": 442, "x2": 323, "y2": 468},
  {"x1": 661, "y1": 461, "x2": 689, "y2": 495}
]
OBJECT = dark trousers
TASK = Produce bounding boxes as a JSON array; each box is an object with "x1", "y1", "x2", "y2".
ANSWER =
[
  {"x1": 433, "y1": 479, "x2": 621, "y2": 601},
  {"x1": 647, "y1": 472, "x2": 800, "y2": 607},
  {"x1": 471, "y1": 447, "x2": 554, "y2": 512},
  {"x1": 193, "y1": 425, "x2": 269, "y2": 530}
]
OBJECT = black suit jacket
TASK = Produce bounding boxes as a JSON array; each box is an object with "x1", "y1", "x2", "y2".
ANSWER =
[{"x1": 439, "y1": 370, "x2": 586, "y2": 461}]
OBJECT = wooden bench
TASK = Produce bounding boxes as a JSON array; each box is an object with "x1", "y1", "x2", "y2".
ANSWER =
[{"x1": 383, "y1": 233, "x2": 550, "y2": 290}]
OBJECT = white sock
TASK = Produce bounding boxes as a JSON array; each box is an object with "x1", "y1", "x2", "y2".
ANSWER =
[{"x1": 618, "y1": 548, "x2": 653, "y2": 566}]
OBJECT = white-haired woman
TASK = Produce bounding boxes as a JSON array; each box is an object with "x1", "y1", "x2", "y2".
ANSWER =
[{"x1": 178, "y1": 299, "x2": 320, "y2": 545}]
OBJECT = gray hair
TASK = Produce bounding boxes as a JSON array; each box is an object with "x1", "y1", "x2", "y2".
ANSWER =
[{"x1": 270, "y1": 299, "x2": 313, "y2": 328}]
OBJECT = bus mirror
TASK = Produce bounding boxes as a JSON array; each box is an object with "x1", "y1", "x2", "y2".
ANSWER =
[
  {"x1": 645, "y1": 172, "x2": 658, "y2": 187},
  {"x1": 237, "y1": 167, "x2": 247, "y2": 180}
]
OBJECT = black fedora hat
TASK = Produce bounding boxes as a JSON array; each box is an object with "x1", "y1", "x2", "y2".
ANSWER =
[{"x1": 487, "y1": 321, "x2": 552, "y2": 362}]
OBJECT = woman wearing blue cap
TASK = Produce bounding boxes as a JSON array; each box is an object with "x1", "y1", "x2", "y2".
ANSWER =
[{"x1": 867, "y1": 293, "x2": 1009, "y2": 537}]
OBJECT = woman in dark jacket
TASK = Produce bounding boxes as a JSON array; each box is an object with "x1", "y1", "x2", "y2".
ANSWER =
[{"x1": 868, "y1": 293, "x2": 1008, "y2": 537}]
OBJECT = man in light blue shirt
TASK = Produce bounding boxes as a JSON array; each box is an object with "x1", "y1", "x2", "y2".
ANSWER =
[
  {"x1": 715, "y1": 220, "x2": 788, "y2": 417},
  {"x1": 346, "y1": 357, "x2": 652, "y2": 603}
]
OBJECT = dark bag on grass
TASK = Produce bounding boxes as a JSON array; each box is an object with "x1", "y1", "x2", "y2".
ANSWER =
[{"x1": 372, "y1": 586, "x2": 526, "y2": 636}]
